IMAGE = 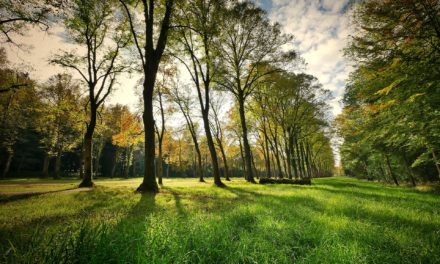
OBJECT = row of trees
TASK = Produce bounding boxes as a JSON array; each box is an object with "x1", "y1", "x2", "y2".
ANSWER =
[
  {"x1": 337, "y1": 0, "x2": 440, "y2": 185},
  {"x1": 0, "y1": 0, "x2": 335, "y2": 192}
]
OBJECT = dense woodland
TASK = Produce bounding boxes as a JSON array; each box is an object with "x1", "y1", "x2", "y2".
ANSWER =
[
  {"x1": 336, "y1": 0, "x2": 440, "y2": 185},
  {"x1": 0, "y1": 0, "x2": 335, "y2": 191}
]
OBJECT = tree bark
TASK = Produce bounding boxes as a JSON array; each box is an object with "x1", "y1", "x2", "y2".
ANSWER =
[
  {"x1": 238, "y1": 96, "x2": 255, "y2": 183},
  {"x1": 79, "y1": 102, "x2": 96, "y2": 187},
  {"x1": 137, "y1": 71, "x2": 159, "y2": 192},
  {"x1": 80, "y1": 130, "x2": 94, "y2": 187},
  {"x1": 238, "y1": 135, "x2": 246, "y2": 177},
  {"x1": 201, "y1": 111, "x2": 223, "y2": 186},
  {"x1": 218, "y1": 142, "x2": 230, "y2": 181}
]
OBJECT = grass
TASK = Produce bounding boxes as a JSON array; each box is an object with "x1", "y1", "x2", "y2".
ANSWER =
[{"x1": 0, "y1": 176, "x2": 439, "y2": 263}]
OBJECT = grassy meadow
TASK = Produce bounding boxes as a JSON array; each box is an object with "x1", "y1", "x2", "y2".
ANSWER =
[{"x1": 1, "y1": 176, "x2": 439, "y2": 263}]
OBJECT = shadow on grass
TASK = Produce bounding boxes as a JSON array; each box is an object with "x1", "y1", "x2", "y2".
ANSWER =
[{"x1": 0, "y1": 187, "x2": 88, "y2": 204}]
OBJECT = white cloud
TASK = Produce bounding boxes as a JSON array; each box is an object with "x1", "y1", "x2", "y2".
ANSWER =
[{"x1": 263, "y1": 0, "x2": 352, "y2": 118}]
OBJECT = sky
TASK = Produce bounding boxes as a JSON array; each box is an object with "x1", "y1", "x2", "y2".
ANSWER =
[
  {"x1": 257, "y1": 0, "x2": 353, "y2": 117},
  {"x1": 5, "y1": 0, "x2": 353, "y2": 117},
  {"x1": 5, "y1": 0, "x2": 354, "y2": 164}
]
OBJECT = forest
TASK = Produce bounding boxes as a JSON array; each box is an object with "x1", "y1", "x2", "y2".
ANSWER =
[
  {"x1": 0, "y1": 0, "x2": 439, "y2": 263},
  {"x1": 0, "y1": 0, "x2": 335, "y2": 190}
]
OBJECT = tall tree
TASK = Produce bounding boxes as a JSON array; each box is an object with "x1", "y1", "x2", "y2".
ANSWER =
[
  {"x1": 52, "y1": 0, "x2": 129, "y2": 187},
  {"x1": 216, "y1": 1, "x2": 294, "y2": 182},
  {"x1": 168, "y1": 83, "x2": 205, "y2": 182},
  {"x1": 172, "y1": 0, "x2": 224, "y2": 186},
  {"x1": 119, "y1": 0, "x2": 175, "y2": 192}
]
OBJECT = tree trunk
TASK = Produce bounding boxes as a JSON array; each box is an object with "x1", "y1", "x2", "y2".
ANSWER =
[
  {"x1": 80, "y1": 101, "x2": 97, "y2": 188},
  {"x1": 295, "y1": 138, "x2": 304, "y2": 178},
  {"x1": 201, "y1": 111, "x2": 223, "y2": 186},
  {"x1": 42, "y1": 153, "x2": 50, "y2": 177},
  {"x1": 263, "y1": 122, "x2": 272, "y2": 178},
  {"x1": 238, "y1": 96, "x2": 255, "y2": 183},
  {"x1": 238, "y1": 136, "x2": 246, "y2": 177},
  {"x1": 157, "y1": 143, "x2": 163, "y2": 184},
  {"x1": 137, "y1": 73, "x2": 159, "y2": 193},
  {"x1": 110, "y1": 148, "x2": 118, "y2": 178},
  {"x1": 79, "y1": 144, "x2": 84, "y2": 179},
  {"x1": 80, "y1": 131, "x2": 94, "y2": 187},
  {"x1": 402, "y1": 153, "x2": 416, "y2": 187},
  {"x1": 274, "y1": 144, "x2": 283, "y2": 179},
  {"x1": 288, "y1": 133, "x2": 298, "y2": 179},
  {"x1": 300, "y1": 141, "x2": 309, "y2": 178},
  {"x1": 218, "y1": 142, "x2": 230, "y2": 181},
  {"x1": 194, "y1": 144, "x2": 204, "y2": 182},
  {"x1": 2, "y1": 150, "x2": 13, "y2": 178},
  {"x1": 385, "y1": 154, "x2": 399, "y2": 186},
  {"x1": 285, "y1": 140, "x2": 293, "y2": 179},
  {"x1": 431, "y1": 149, "x2": 440, "y2": 181},
  {"x1": 54, "y1": 151, "x2": 61, "y2": 179}
]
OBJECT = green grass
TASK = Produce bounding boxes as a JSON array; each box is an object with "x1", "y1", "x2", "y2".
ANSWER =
[{"x1": 0, "y1": 176, "x2": 439, "y2": 263}]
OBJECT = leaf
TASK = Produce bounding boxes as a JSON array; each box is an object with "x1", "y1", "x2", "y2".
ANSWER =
[{"x1": 375, "y1": 78, "x2": 404, "y2": 96}]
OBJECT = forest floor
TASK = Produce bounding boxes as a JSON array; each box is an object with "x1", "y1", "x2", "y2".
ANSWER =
[{"x1": 0, "y1": 176, "x2": 439, "y2": 263}]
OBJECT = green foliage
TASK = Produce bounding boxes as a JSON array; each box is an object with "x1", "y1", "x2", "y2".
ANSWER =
[{"x1": 338, "y1": 0, "x2": 440, "y2": 183}]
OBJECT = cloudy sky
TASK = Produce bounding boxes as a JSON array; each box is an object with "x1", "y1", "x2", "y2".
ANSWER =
[
  {"x1": 258, "y1": 0, "x2": 353, "y2": 117},
  {"x1": 6, "y1": 0, "x2": 353, "y2": 118}
]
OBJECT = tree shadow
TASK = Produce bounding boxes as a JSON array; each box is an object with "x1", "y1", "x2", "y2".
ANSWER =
[{"x1": 161, "y1": 187, "x2": 187, "y2": 217}]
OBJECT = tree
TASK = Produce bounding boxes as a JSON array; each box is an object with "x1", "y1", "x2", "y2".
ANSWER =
[
  {"x1": 340, "y1": 0, "x2": 440, "y2": 183},
  {"x1": 112, "y1": 106, "x2": 143, "y2": 178},
  {"x1": 210, "y1": 92, "x2": 231, "y2": 181},
  {"x1": 167, "y1": 82, "x2": 205, "y2": 182},
  {"x1": 0, "y1": 0, "x2": 62, "y2": 45},
  {"x1": 172, "y1": 0, "x2": 224, "y2": 187},
  {"x1": 119, "y1": 0, "x2": 175, "y2": 192},
  {"x1": 52, "y1": 0, "x2": 129, "y2": 187},
  {"x1": 37, "y1": 73, "x2": 82, "y2": 178},
  {"x1": 216, "y1": 1, "x2": 294, "y2": 182},
  {"x1": 0, "y1": 50, "x2": 38, "y2": 177}
]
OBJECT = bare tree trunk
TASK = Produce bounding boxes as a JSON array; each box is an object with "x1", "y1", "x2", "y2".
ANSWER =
[
  {"x1": 238, "y1": 96, "x2": 255, "y2": 183},
  {"x1": 137, "y1": 71, "x2": 159, "y2": 192}
]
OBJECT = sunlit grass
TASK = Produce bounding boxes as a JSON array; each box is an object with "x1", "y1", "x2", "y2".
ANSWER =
[{"x1": 1, "y1": 176, "x2": 439, "y2": 263}]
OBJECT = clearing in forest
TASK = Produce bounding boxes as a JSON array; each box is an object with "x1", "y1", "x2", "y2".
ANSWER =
[{"x1": 1, "y1": 176, "x2": 439, "y2": 263}]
